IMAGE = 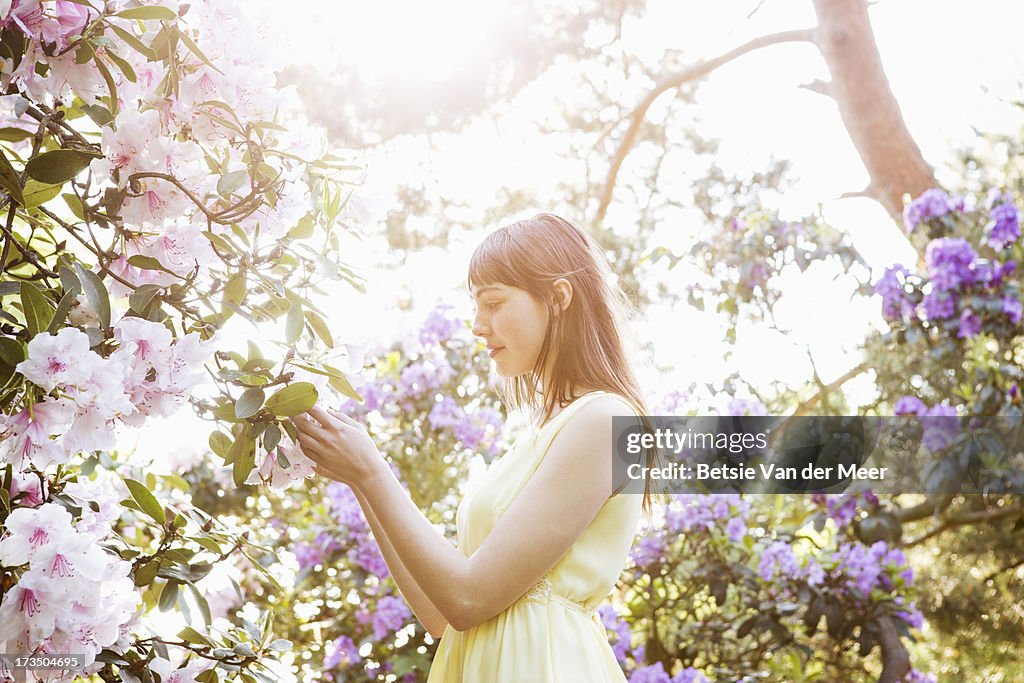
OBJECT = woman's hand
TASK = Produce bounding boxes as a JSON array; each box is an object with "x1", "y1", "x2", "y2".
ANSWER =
[{"x1": 289, "y1": 405, "x2": 385, "y2": 489}]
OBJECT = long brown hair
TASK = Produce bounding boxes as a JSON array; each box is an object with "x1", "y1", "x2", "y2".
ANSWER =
[{"x1": 468, "y1": 212, "x2": 663, "y2": 519}]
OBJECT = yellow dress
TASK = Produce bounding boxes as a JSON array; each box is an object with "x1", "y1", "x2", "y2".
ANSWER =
[{"x1": 427, "y1": 391, "x2": 642, "y2": 683}]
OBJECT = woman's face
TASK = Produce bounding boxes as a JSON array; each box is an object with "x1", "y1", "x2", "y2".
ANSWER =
[{"x1": 470, "y1": 283, "x2": 549, "y2": 378}]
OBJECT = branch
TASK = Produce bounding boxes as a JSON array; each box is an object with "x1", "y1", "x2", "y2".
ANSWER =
[
  {"x1": 594, "y1": 28, "x2": 818, "y2": 231},
  {"x1": 875, "y1": 614, "x2": 911, "y2": 683},
  {"x1": 790, "y1": 360, "x2": 869, "y2": 417}
]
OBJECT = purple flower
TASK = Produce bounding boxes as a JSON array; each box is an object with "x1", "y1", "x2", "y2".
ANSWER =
[
  {"x1": 894, "y1": 396, "x2": 927, "y2": 416},
  {"x1": 925, "y1": 238, "x2": 977, "y2": 291},
  {"x1": 726, "y1": 397, "x2": 766, "y2": 416},
  {"x1": 987, "y1": 202, "x2": 1021, "y2": 250},
  {"x1": 725, "y1": 516, "x2": 747, "y2": 542},
  {"x1": 326, "y1": 483, "x2": 367, "y2": 533},
  {"x1": 597, "y1": 606, "x2": 633, "y2": 664},
  {"x1": 903, "y1": 189, "x2": 957, "y2": 232},
  {"x1": 957, "y1": 308, "x2": 981, "y2": 339},
  {"x1": 758, "y1": 540, "x2": 801, "y2": 581},
  {"x1": 292, "y1": 541, "x2": 324, "y2": 571},
  {"x1": 349, "y1": 530, "x2": 390, "y2": 578},
  {"x1": 875, "y1": 265, "x2": 915, "y2": 322},
  {"x1": 628, "y1": 662, "x2": 671, "y2": 683},
  {"x1": 630, "y1": 534, "x2": 665, "y2": 568},
  {"x1": 833, "y1": 540, "x2": 913, "y2": 597},
  {"x1": 673, "y1": 668, "x2": 710, "y2": 683},
  {"x1": 1002, "y1": 296, "x2": 1022, "y2": 324},
  {"x1": 920, "y1": 289, "x2": 955, "y2": 320},
  {"x1": 323, "y1": 635, "x2": 361, "y2": 669},
  {"x1": 418, "y1": 304, "x2": 464, "y2": 347},
  {"x1": 922, "y1": 403, "x2": 958, "y2": 452},
  {"x1": 904, "y1": 670, "x2": 937, "y2": 683},
  {"x1": 314, "y1": 530, "x2": 343, "y2": 556},
  {"x1": 371, "y1": 595, "x2": 410, "y2": 640},
  {"x1": 428, "y1": 396, "x2": 462, "y2": 430}
]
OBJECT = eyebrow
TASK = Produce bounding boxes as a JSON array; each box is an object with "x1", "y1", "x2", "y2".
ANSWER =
[{"x1": 471, "y1": 285, "x2": 504, "y2": 300}]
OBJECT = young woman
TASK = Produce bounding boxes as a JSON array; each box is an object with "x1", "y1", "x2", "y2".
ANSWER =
[{"x1": 292, "y1": 213, "x2": 658, "y2": 682}]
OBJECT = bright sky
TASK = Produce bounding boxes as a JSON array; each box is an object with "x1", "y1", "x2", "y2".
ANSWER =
[{"x1": 123, "y1": 0, "x2": 1024, "y2": 462}]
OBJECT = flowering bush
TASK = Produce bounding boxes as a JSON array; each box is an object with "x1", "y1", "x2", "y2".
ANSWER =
[{"x1": 0, "y1": 1, "x2": 365, "y2": 679}]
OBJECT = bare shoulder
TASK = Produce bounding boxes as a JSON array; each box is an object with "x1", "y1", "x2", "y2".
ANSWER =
[{"x1": 557, "y1": 394, "x2": 640, "y2": 440}]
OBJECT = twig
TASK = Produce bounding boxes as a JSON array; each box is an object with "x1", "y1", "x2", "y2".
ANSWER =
[{"x1": 594, "y1": 28, "x2": 818, "y2": 231}]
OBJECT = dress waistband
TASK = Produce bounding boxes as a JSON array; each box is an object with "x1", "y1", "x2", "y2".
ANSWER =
[{"x1": 515, "y1": 571, "x2": 600, "y2": 624}]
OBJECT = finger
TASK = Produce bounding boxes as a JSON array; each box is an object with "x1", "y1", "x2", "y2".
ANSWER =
[
  {"x1": 328, "y1": 408, "x2": 359, "y2": 427},
  {"x1": 290, "y1": 413, "x2": 325, "y2": 437},
  {"x1": 308, "y1": 404, "x2": 344, "y2": 429}
]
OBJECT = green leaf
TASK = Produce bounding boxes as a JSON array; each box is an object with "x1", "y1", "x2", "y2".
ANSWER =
[
  {"x1": 177, "y1": 626, "x2": 213, "y2": 646},
  {"x1": 0, "y1": 149, "x2": 25, "y2": 206},
  {"x1": 217, "y1": 169, "x2": 248, "y2": 198},
  {"x1": 235, "y1": 387, "x2": 265, "y2": 419},
  {"x1": 304, "y1": 310, "x2": 333, "y2": 348},
  {"x1": 73, "y1": 264, "x2": 111, "y2": 328},
  {"x1": 231, "y1": 429, "x2": 256, "y2": 486},
  {"x1": 62, "y1": 193, "x2": 86, "y2": 220},
  {"x1": 106, "y1": 49, "x2": 137, "y2": 83},
  {"x1": 201, "y1": 230, "x2": 236, "y2": 255},
  {"x1": 107, "y1": 23, "x2": 159, "y2": 61},
  {"x1": 263, "y1": 423, "x2": 281, "y2": 451},
  {"x1": 264, "y1": 382, "x2": 318, "y2": 417},
  {"x1": 47, "y1": 288, "x2": 78, "y2": 333},
  {"x1": 158, "y1": 580, "x2": 180, "y2": 612},
  {"x1": 127, "y1": 254, "x2": 183, "y2": 278},
  {"x1": 177, "y1": 29, "x2": 224, "y2": 75},
  {"x1": 323, "y1": 364, "x2": 363, "y2": 402},
  {"x1": 80, "y1": 104, "x2": 114, "y2": 127},
  {"x1": 284, "y1": 301, "x2": 303, "y2": 344},
  {"x1": 209, "y1": 431, "x2": 232, "y2": 460},
  {"x1": 115, "y1": 6, "x2": 178, "y2": 20},
  {"x1": 93, "y1": 55, "x2": 119, "y2": 117},
  {"x1": 186, "y1": 581, "x2": 212, "y2": 626},
  {"x1": 124, "y1": 478, "x2": 165, "y2": 525},
  {"x1": 288, "y1": 214, "x2": 315, "y2": 240},
  {"x1": 221, "y1": 272, "x2": 247, "y2": 316},
  {"x1": 290, "y1": 362, "x2": 362, "y2": 402},
  {"x1": 22, "y1": 179, "x2": 63, "y2": 209},
  {"x1": 128, "y1": 284, "x2": 161, "y2": 316},
  {"x1": 0, "y1": 127, "x2": 34, "y2": 143},
  {"x1": 0, "y1": 338, "x2": 25, "y2": 366},
  {"x1": 20, "y1": 282, "x2": 54, "y2": 336},
  {"x1": 25, "y1": 149, "x2": 102, "y2": 185},
  {"x1": 134, "y1": 559, "x2": 160, "y2": 587}
]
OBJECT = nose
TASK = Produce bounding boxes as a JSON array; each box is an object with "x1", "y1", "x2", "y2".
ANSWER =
[{"x1": 471, "y1": 311, "x2": 489, "y2": 338}]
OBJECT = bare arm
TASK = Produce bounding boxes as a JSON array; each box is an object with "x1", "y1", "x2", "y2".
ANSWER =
[
  {"x1": 349, "y1": 486, "x2": 450, "y2": 639},
  {"x1": 294, "y1": 398, "x2": 628, "y2": 631}
]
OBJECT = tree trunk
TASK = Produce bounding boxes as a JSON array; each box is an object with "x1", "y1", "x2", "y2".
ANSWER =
[{"x1": 812, "y1": 0, "x2": 936, "y2": 245}]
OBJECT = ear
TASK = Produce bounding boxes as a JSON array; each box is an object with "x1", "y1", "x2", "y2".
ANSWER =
[{"x1": 551, "y1": 278, "x2": 573, "y2": 315}]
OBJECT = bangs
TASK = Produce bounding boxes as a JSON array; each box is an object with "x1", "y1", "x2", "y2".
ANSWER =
[{"x1": 467, "y1": 228, "x2": 524, "y2": 291}]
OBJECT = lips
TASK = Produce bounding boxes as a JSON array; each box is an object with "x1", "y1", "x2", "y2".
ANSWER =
[{"x1": 487, "y1": 346, "x2": 504, "y2": 358}]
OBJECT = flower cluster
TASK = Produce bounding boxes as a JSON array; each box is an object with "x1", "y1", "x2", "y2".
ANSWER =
[
  {"x1": 894, "y1": 396, "x2": 959, "y2": 451},
  {"x1": 0, "y1": 503, "x2": 140, "y2": 678},
  {"x1": 627, "y1": 661, "x2": 710, "y2": 683},
  {"x1": 3, "y1": 320, "x2": 213, "y2": 470},
  {"x1": 831, "y1": 540, "x2": 915, "y2": 599},
  {"x1": 877, "y1": 189, "x2": 1022, "y2": 340}
]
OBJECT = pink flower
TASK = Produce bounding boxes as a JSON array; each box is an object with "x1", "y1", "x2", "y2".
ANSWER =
[
  {"x1": 0, "y1": 504, "x2": 77, "y2": 567},
  {"x1": 17, "y1": 327, "x2": 94, "y2": 393}
]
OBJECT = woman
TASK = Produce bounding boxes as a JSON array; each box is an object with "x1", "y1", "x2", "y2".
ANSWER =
[{"x1": 292, "y1": 213, "x2": 658, "y2": 682}]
